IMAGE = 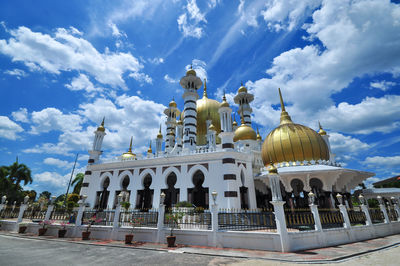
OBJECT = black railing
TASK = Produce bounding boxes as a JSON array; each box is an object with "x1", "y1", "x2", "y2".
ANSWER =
[
  {"x1": 348, "y1": 209, "x2": 366, "y2": 226},
  {"x1": 319, "y1": 209, "x2": 344, "y2": 229},
  {"x1": 22, "y1": 207, "x2": 46, "y2": 220},
  {"x1": 164, "y1": 208, "x2": 211, "y2": 230},
  {"x1": 285, "y1": 209, "x2": 315, "y2": 231},
  {"x1": 119, "y1": 209, "x2": 158, "y2": 228},
  {"x1": 50, "y1": 208, "x2": 78, "y2": 223},
  {"x1": 218, "y1": 209, "x2": 276, "y2": 231},
  {"x1": 386, "y1": 207, "x2": 398, "y2": 222},
  {"x1": 82, "y1": 209, "x2": 115, "y2": 226},
  {"x1": 0, "y1": 207, "x2": 20, "y2": 219},
  {"x1": 369, "y1": 208, "x2": 384, "y2": 224}
]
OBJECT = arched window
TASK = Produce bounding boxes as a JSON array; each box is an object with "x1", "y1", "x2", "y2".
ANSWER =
[{"x1": 188, "y1": 170, "x2": 209, "y2": 208}]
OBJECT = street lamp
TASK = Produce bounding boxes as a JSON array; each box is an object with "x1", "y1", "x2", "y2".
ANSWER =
[
  {"x1": 336, "y1": 193, "x2": 343, "y2": 205},
  {"x1": 308, "y1": 191, "x2": 315, "y2": 205},
  {"x1": 117, "y1": 193, "x2": 123, "y2": 204},
  {"x1": 391, "y1": 196, "x2": 397, "y2": 205},
  {"x1": 1, "y1": 195, "x2": 6, "y2": 204},
  {"x1": 358, "y1": 194, "x2": 365, "y2": 205},
  {"x1": 51, "y1": 195, "x2": 56, "y2": 204},
  {"x1": 377, "y1": 195, "x2": 383, "y2": 205},
  {"x1": 211, "y1": 191, "x2": 218, "y2": 205},
  {"x1": 160, "y1": 192, "x2": 166, "y2": 205},
  {"x1": 82, "y1": 195, "x2": 88, "y2": 203},
  {"x1": 24, "y1": 195, "x2": 29, "y2": 204}
]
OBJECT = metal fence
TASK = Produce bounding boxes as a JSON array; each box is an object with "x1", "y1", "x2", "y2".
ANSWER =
[
  {"x1": 369, "y1": 208, "x2": 384, "y2": 224},
  {"x1": 386, "y1": 206, "x2": 398, "y2": 222},
  {"x1": 285, "y1": 209, "x2": 315, "y2": 231},
  {"x1": 318, "y1": 209, "x2": 344, "y2": 229},
  {"x1": 164, "y1": 208, "x2": 211, "y2": 230},
  {"x1": 0, "y1": 207, "x2": 20, "y2": 219},
  {"x1": 82, "y1": 209, "x2": 115, "y2": 226},
  {"x1": 218, "y1": 209, "x2": 276, "y2": 231},
  {"x1": 119, "y1": 209, "x2": 158, "y2": 228},
  {"x1": 22, "y1": 207, "x2": 46, "y2": 221},
  {"x1": 347, "y1": 209, "x2": 366, "y2": 226},
  {"x1": 50, "y1": 208, "x2": 78, "y2": 223}
]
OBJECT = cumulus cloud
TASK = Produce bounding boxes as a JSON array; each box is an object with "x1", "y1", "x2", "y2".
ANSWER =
[
  {"x1": 0, "y1": 116, "x2": 23, "y2": 140},
  {"x1": 329, "y1": 132, "x2": 369, "y2": 155},
  {"x1": 65, "y1": 73, "x2": 102, "y2": 95},
  {"x1": 44, "y1": 157, "x2": 78, "y2": 169},
  {"x1": 177, "y1": 0, "x2": 207, "y2": 38},
  {"x1": 30, "y1": 108, "x2": 83, "y2": 134},
  {"x1": 0, "y1": 26, "x2": 150, "y2": 89},
  {"x1": 34, "y1": 171, "x2": 68, "y2": 188},
  {"x1": 370, "y1": 80, "x2": 397, "y2": 91},
  {"x1": 3, "y1": 68, "x2": 27, "y2": 79},
  {"x1": 363, "y1": 156, "x2": 400, "y2": 168},
  {"x1": 11, "y1": 108, "x2": 29, "y2": 123}
]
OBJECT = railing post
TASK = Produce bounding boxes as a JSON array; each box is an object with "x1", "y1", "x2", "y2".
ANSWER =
[
  {"x1": 44, "y1": 196, "x2": 56, "y2": 221},
  {"x1": 377, "y1": 196, "x2": 390, "y2": 223},
  {"x1": 211, "y1": 204, "x2": 218, "y2": 232},
  {"x1": 337, "y1": 194, "x2": 351, "y2": 229},
  {"x1": 391, "y1": 197, "x2": 400, "y2": 221},
  {"x1": 308, "y1": 192, "x2": 322, "y2": 231},
  {"x1": 75, "y1": 195, "x2": 87, "y2": 226},
  {"x1": 271, "y1": 201, "x2": 290, "y2": 252},
  {"x1": 17, "y1": 196, "x2": 29, "y2": 223},
  {"x1": 0, "y1": 196, "x2": 6, "y2": 212},
  {"x1": 157, "y1": 192, "x2": 165, "y2": 243},
  {"x1": 113, "y1": 195, "x2": 122, "y2": 229}
]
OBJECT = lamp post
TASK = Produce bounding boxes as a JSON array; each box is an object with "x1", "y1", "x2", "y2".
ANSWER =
[
  {"x1": 336, "y1": 193, "x2": 343, "y2": 205},
  {"x1": 211, "y1": 191, "x2": 217, "y2": 205},
  {"x1": 358, "y1": 194, "x2": 365, "y2": 205},
  {"x1": 1, "y1": 195, "x2": 6, "y2": 204},
  {"x1": 160, "y1": 192, "x2": 166, "y2": 205},
  {"x1": 308, "y1": 191, "x2": 315, "y2": 205}
]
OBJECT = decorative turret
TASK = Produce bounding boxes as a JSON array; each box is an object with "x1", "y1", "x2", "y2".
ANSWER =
[
  {"x1": 180, "y1": 66, "x2": 202, "y2": 151},
  {"x1": 164, "y1": 98, "x2": 181, "y2": 153},
  {"x1": 233, "y1": 113, "x2": 257, "y2": 142},
  {"x1": 89, "y1": 117, "x2": 106, "y2": 164},
  {"x1": 256, "y1": 127, "x2": 262, "y2": 150},
  {"x1": 147, "y1": 141, "x2": 153, "y2": 158},
  {"x1": 218, "y1": 93, "x2": 233, "y2": 133},
  {"x1": 232, "y1": 114, "x2": 238, "y2": 131},
  {"x1": 234, "y1": 83, "x2": 254, "y2": 125},
  {"x1": 171, "y1": 114, "x2": 184, "y2": 154},
  {"x1": 207, "y1": 123, "x2": 216, "y2": 150},
  {"x1": 156, "y1": 125, "x2": 163, "y2": 156}
]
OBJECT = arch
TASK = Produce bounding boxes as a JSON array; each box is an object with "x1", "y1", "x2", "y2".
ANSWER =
[
  {"x1": 162, "y1": 167, "x2": 181, "y2": 186},
  {"x1": 290, "y1": 179, "x2": 304, "y2": 197},
  {"x1": 310, "y1": 178, "x2": 323, "y2": 191},
  {"x1": 99, "y1": 172, "x2": 113, "y2": 190},
  {"x1": 139, "y1": 169, "x2": 156, "y2": 189},
  {"x1": 187, "y1": 164, "x2": 209, "y2": 180}
]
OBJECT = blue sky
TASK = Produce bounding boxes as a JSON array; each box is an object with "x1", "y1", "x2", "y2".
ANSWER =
[{"x1": 0, "y1": 0, "x2": 399, "y2": 196}]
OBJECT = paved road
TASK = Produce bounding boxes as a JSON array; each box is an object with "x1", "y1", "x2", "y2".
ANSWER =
[{"x1": 0, "y1": 235, "x2": 241, "y2": 266}]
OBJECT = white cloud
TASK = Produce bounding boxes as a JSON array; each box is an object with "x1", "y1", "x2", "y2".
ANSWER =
[
  {"x1": 248, "y1": 0, "x2": 400, "y2": 135},
  {"x1": 329, "y1": 132, "x2": 370, "y2": 155},
  {"x1": 149, "y1": 57, "x2": 164, "y2": 65},
  {"x1": 44, "y1": 157, "x2": 77, "y2": 169},
  {"x1": 34, "y1": 171, "x2": 68, "y2": 188},
  {"x1": 261, "y1": 0, "x2": 322, "y2": 31},
  {"x1": 363, "y1": 156, "x2": 400, "y2": 168},
  {"x1": 370, "y1": 80, "x2": 397, "y2": 91},
  {"x1": 0, "y1": 116, "x2": 23, "y2": 140},
  {"x1": 177, "y1": 0, "x2": 207, "y2": 38},
  {"x1": 0, "y1": 26, "x2": 150, "y2": 89},
  {"x1": 30, "y1": 108, "x2": 83, "y2": 134},
  {"x1": 128, "y1": 72, "x2": 152, "y2": 84},
  {"x1": 23, "y1": 142, "x2": 74, "y2": 156},
  {"x1": 108, "y1": 22, "x2": 126, "y2": 38},
  {"x1": 3, "y1": 68, "x2": 27, "y2": 79},
  {"x1": 164, "y1": 74, "x2": 178, "y2": 84},
  {"x1": 65, "y1": 73, "x2": 101, "y2": 94},
  {"x1": 11, "y1": 108, "x2": 29, "y2": 123}
]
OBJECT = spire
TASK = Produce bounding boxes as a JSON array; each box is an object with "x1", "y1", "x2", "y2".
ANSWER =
[
  {"x1": 101, "y1": 117, "x2": 105, "y2": 127},
  {"x1": 97, "y1": 117, "x2": 106, "y2": 132},
  {"x1": 318, "y1": 121, "x2": 327, "y2": 135},
  {"x1": 256, "y1": 126, "x2": 262, "y2": 141},
  {"x1": 203, "y1": 78, "x2": 208, "y2": 97},
  {"x1": 278, "y1": 88, "x2": 293, "y2": 125},
  {"x1": 147, "y1": 141, "x2": 153, "y2": 153},
  {"x1": 157, "y1": 124, "x2": 163, "y2": 139},
  {"x1": 232, "y1": 113, "x2": 237, "y2": 126},
  {"x1": 128, "y1": 137, "x2": 133, "y2": 152}
]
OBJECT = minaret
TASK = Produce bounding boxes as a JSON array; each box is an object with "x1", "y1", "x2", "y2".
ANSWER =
[
  {"x1": 164, "y1": 98, "x2": 181, "y2": 153},
  {"x1": 234, "y1": 83, "x2": 254, "y2": 125},
  {"x1": 219, "y1": 93, "x2": 232, "y2": 133},
  {"x1": 208, "y1": 123, "x2": 216, "y2": 150},
  {"x1": 171, "y1": 114, "x2": 184, "y2": 154},
  {"x1": 180, "y1": 66, "x2": 202, "y2": 151},
  {"x1": 88, "y1": 117, "x2": 106, "y2": 164},
  {"x1": 318, "y1": 122, "x2": 335, "y2": 163},
  {"x1": 156, "y1": 125, "x2": 163, "y2": 156},
  {"x1": 147, "y1": 141, "x2": 153, "y2": 158},
  {"x1": 256, "y1": 127, "x2": 262, "y2": 151}
]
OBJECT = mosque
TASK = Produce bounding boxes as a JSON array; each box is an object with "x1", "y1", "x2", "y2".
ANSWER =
[{"x1": 79, "y1": 68, "x2": 374, "y2": 210}]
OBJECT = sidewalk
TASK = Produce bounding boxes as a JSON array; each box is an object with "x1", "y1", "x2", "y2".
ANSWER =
[{"x1": 1, "y1": 231, "x2": 399, "y2": 263}]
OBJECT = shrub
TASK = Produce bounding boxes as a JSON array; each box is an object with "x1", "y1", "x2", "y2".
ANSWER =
[{"x1": 175, "y1": 201, "x2": 193, "y2": 208}]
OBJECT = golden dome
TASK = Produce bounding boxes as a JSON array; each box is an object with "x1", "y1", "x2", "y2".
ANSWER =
[
  {"x1": 147, "y1": 141, "x2": 153, "y2": 154},
  {"x1": 318, "y1": 122, "x2": 327, "y2": 136},
  {"x1": 238, "y1": 83, "x2": 247, "y2": 94},
  {"x1": 157, "y1": 125, "x2": 163, "y2": 139},
  {"x1": 261, "y1": 89, "x2": 329, "y2": 166},
  {"x1": 209, "y1": 123, "x2": 216, "y2": 131},
  {"x1": 186, "y1": 65, "x2": 196, "y2": 76},
  {"x1": 196, "y1": 81, "x2": 221, "y2": 145},
  {"x1": 169, "y1": 98, "x2": 177, "y2": 108},
  {"x1": 220, "y1": 94, "x2": 230, "y2": 108},
  {"x1": 97, "y1": 117, "x2": 105, "y2": 132},
  {"x1": 233, "y1": 116, "x2": 257, "y2": 142},
  {"x1": 122, "y1": 137, "x2": 136, "y2": 160},
  {"x1": 232, "y1": 116, "x2": 238, "y2": 127}
]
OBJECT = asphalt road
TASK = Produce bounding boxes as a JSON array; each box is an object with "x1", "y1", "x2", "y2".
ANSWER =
[{"x1": 0, "y1": 235, "x2": 241, "y2": 266}]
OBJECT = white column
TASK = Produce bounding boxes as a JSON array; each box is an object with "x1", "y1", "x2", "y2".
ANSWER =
[
  {"x1": 308, "y1": 192, "x2": 322, "y2": 231},
  {"x1": 17, "y1": 196, "x2": 29, "y2": 223},
  {"x1": 338, "y1": 205, "x2": 351, "y2": 229},
  {"x1": 392, "y1": 197, "x2": 400, "y2": 221},
  {"x1": 271, "y1": 201, "x2": 290, "y2": 252},
  {"x1": 76, "y1": 196, "x2": 87, "y2": 226},
  {"x1": 361, "y1": 204, "x2": 373, "y2": 226},
  {"x1": 157, "y1": 193, "x2": 166, "y2": 243}
]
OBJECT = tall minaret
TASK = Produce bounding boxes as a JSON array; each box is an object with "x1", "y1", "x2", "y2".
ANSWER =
[
  {"x1": 208, "y1": 123, "x2": 216, "y2": 150},
  {"x1": 180, "y1": 66, "x2": 202, "y2": 151},
  {"x1": 219, "y1": 93, "x2": 232, "y2": 133},
  {"x1": 234, "y1": 83, "x2": 254, "y2": 125},
  {"x1": 156, "y1": 125, "x2": 163, "y2": 156},
  {"x1": 164, "y1": 98, "x2": 181, "y2": 153},
  {"x1": 171, "y1": 114, "x2": 183, "y2": 154},
  {"x1": 318, "y1": 122, "x2": 335, "y2": 163},
  {"x1": 88, "y1": 117, "x2": 106, "y2": 164}
]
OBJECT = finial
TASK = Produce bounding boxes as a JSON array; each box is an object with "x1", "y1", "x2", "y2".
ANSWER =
[
  {"x1": 318, "y1": 121, "x2": 327, "y2": 135},
  {"x1": 268, "y1": 161, "x2": 278, "y2": 174},
  {"x1": 148, "y1": 141, "x2": 152, "y2": 153},
  {"x1": 157, "y1": 124, "x2": 163, "y2": 138},
  {"x1": 190, "y1": 64, "x2": 193, "y2": 69},
  {"x1": 241, "y1": 81, "x2": 243, "y2": 86},
  {"x1": 318, "y1": 121, "x2": 322, "y2": 129},
  {"x1": 278, "y1": 88, "x2": 285, "y2": 112},
  {"x1": 203, "y1": 78, "x2": 207, "y2": 97},
  {"x1": 101, "y1": 117, "x2": 105, "y2": 126},
  {"x1": 128, "y1": 137, "x2": 133, "y2": 152}
]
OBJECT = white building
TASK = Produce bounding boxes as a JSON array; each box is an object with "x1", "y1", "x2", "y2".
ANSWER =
[{"x1": 79, "y1": 69, "x2": 373, "y2": 210}]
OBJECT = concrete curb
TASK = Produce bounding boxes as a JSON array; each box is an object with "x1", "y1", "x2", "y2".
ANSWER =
[{"x1": 1, "y1": 232, "x2": 399, "y2": 264}]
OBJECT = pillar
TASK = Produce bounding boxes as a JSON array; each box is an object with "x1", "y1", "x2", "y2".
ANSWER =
[{"x1": 377, "y1": 196, "x2": 390, "y2": 223}]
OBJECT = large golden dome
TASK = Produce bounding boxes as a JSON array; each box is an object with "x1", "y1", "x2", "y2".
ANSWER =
[
  {"x1": 233, "y1": 116, "x2": 257, "y2": 142},
  {"x1": 261, "y1": 89, "x2": 329, "y2": 166},
  {"x1": 196, "y1": 80, "x2": 221, "y2": 145}
]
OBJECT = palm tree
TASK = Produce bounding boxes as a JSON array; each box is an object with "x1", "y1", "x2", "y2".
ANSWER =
[
  {"x1": 72, "y1": 173, "x2": 84, "y2": 194},
  {"x1": 7, "y1": 157, "x2": 32, "y2": 186}
]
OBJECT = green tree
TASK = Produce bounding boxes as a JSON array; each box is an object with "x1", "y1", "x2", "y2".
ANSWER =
[
  {"x1": 7, "y1": 158, "x2": 32, "y2": 186},
  {"x1": 71, "y1": 173, "x2": 84, "y2": 194},
  {"x1": 39, "y1": 191, "x2": 51, "y2": 199}
]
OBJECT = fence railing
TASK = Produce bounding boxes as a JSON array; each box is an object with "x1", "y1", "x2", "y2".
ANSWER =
[
  {"x1": 369, "y1": 208, "x2": 384, "y2": 224},
  {"x1": 22, "y1": 207, "x2": 47, "y2": 220},
  {"x1": 50, "y1": 208, "x2": 78, "y2": 223},
  {"x1": 0, "y1": 207, "x2": 20, "y2": 219},
  {"x1": 218, "y1": 209, "x2": 276, "y2": 231},
  {"x1": 82, "y1": 209, "x2": 115, "y2": 226},
  {"x1": 386, "y1": 207, "x2": 398, "y2": 222},
  {"x1": 164, "y1": 208, "x2": 211, "y2": 230},
  {"x1": 285, "y1": 208, "x2": 315, "y2": 231},
  {"x1": 347, "y1": 209, "x2": 366, "y2": 226},
  {"x1": 319, "y1": 209, "x2": 344, "y2": 229},
  {"x1": 119, "y1": 209, "x2": 158, "y2": 228}
]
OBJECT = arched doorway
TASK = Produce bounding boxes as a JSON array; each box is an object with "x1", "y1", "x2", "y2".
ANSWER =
[
  {"x1": 136, "y1": 175, "x2": 154, "y2": 210},
  {"x1": 161, "y1": 172, "x2": 180, "y2": 209},
  {"x1": 239, "y1": 170, "x2": 249, "y2": 209},
  {"x1": 290, "y1": 179, "x2": 306, "y2": 208},
  {"x1": 96, "y1": 177, "x2": 110, "y2": 210},
  {"x1": 188, "y1": 170, "x2": 209, "y2": 209},
  {"x1": 310, "y1": 178, "x2": 328, "y2": 207},
  {"x1": 113, "y1": 176, "x2": 131, "y2": 208}
]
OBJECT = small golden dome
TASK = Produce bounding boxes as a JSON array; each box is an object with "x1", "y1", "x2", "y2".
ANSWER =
[
  {"x1": 122, "y1": 137, "x2": 136, "y2": 160},
  {"x1": 157, "y1": 125, "x2": 163, "y2": 139},
  {"x1": 220, "y1": 94, "x2": 230, "y2": 108},
  {"x1": 238, "y1": 83, "x2": 247, "y2": 94},
  {"x1": 97, "y1": 117, "x2": 105, "y2": 132},
  {"x1": 209, "y1": 123, "x2": 216, "y2": 131},
  {"x1": 232, "y1": 116, "x2": 238, "y2": 127},
  {"x1": 147, "y1": 141, "x2": 153, "y2": 154},
  {"x1": 233, "y1": 115, "x2": 257, "y2": 142},
  {"x1": 186, "y1": 65, "x2": 196, "y2": 76},
  {"x1": 169, "y1": 98, "x2": 177, "y2": 108},
  {"x1": 318, "y1": 122, "x2": 327, "y2": 136},
  {"x1": 177, "y1": 114, "x2": 183, "y2": 125},
  {"x1": 256, "y1": 128, "x2": 262, "y2": 141},
  {"x1": 268, "y1": 163, "x2": 278, "y2": 174},
  {"x1": 261, "y1": 89, "x2": 329, "y2": 166}
]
